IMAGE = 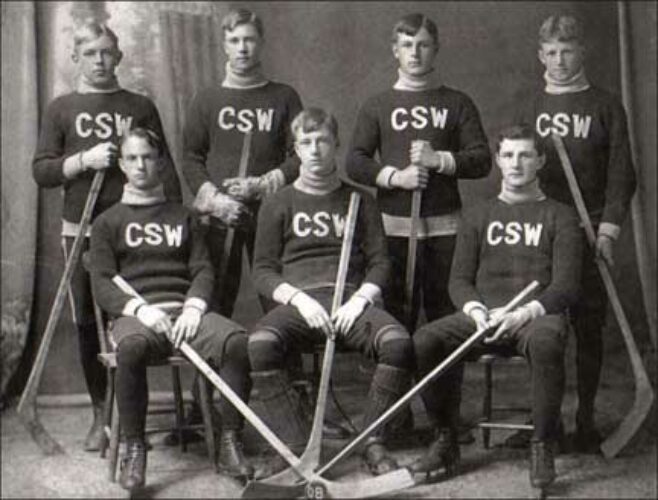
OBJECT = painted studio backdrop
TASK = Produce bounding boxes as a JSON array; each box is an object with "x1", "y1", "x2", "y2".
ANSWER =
[{"x1": 1, "y1": 1, "x2": 656, "y2": 400}]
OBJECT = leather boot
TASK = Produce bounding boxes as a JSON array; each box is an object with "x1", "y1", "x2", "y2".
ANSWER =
[
  {"x1": 119, "y1": 440, "x2": 147, "y2": 492},
  {"x1": 410, "y1": 427, "x2": 460, "y2": 477},
  {"x1": 361, "y1": 365, "x2": 411, "y2": 475},
  {"x1": 530, "y1": 438, "x2": 556, "y2": 489},
  {"x1": 250, "y1": 370, "x2": 309, "y2": 480},
  {"x1": 83, "y1": 404, "x2": 105, "y2": 452},
  {"x1": 217, "y1": 429, "x2": 254, "y2": 480}
]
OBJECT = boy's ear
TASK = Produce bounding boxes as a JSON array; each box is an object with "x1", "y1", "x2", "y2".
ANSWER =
[
  {"x1": 71, "y1": 51, "x2": 79, "y2": 63},
  {"x1": 115, "y1": 49, "x2": 123, "y2": 65}
]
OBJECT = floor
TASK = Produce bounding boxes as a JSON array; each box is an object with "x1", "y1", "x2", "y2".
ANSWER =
[{"x1": 2, "y1": 341, "x2": 656, "y2": 499}]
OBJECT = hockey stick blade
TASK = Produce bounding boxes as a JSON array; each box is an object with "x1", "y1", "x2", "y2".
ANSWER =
[{"x1": 552, "y1": 133, "x2": 654, "y2": 458}]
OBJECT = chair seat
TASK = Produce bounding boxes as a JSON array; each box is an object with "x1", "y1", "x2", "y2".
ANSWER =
[{"x1": 98, "y1": 352, "x2": 190, "y2": 369}]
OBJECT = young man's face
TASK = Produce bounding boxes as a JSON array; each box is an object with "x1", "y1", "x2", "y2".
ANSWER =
[
  {"x1": 119, "y1": 136, "x2": 162, "y2": 190},
  {"x1": 496, "y1": 138, "x2": 545, "y2": 189},
  {"x1": 74, "y1": 34, "x2": 122, "y2": 87},
  {"x1": 295, "y1": 127, "x2": 338, "y2": 177},
  {"x1": 392, "y1": 27, "x2": 437, "y2": 76},
  {"x1": 223, "y1": 23, "x2": 263, "y2": 74},
  {"x1": 538, "y1": 39, "x2": 584, "y2": 82}
]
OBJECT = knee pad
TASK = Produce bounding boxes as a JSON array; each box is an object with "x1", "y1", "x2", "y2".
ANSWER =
[
  {"x1": 223, "y1": 331, "x2": 250, "y2": 367},
  {"x1": 117, "y1": 335, "x2": 149, "y2": 367},
  {"x1": 375, "y1": 327, "x2": 414, "y2": 371},
  {"x1": 248, "y1": 329, "x2": 285, "y2": 371}
]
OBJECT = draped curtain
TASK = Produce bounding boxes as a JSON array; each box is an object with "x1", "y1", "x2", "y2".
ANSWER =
[{"x1": 2, "y1": 1, "x2": 655, "y2": 398}]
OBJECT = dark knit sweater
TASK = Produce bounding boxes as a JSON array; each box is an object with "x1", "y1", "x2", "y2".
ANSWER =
[
  {"x1": 517, "y1": 85, "x2": 636, "y2": 227},
  {"x1": 345, "y1": 86, "x2": 491, "y2": 217},
  {"x1": 449, "y1": 197, "x2": 582, "y2": 314},
  {"x1": 32, "y1": 90, "x2": 182, "y2": 223},
  {"x1": 90, "y1": 200, "x2": 213, "y2": 317},
  {"x1": 182, "y1": 82, "x2": 303, "y2": 195},
  {"x1": 252, "y1": 183, "x2": 390, "y2": 298}
]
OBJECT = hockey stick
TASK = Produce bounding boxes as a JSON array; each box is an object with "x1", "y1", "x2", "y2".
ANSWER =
[
  {"x1": 404, "y1": 189, "x2": 422, "y2": 331},
  {"x1": 17, "y1": 170, "x2": 106, "y2": 455},
  {"x1": 551, "y1": 133, "x2": 654, "y2": 458},
  {"x1": 316, "y1": 280, "x2": 540, "y2": 476},
  {"x1": 255, "y1": 192, "x2": 361, "y2": 487},
  {"x1": 112, "y1": 275, "x2": 415, "y2": 499},
  {"x1": 217, "y1": 131, "x2": 252, "y2": 282}
]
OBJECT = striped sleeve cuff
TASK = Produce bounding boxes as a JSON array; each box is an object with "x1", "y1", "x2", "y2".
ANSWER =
[
  {"x1": 524, "y1": 300, "x2": 546, "y2": 319},
  {"x1": 375, "y1": 166, "x2": 398, "y2": 189},
  {"x1": 354, "y1": 282, "x2": 381, "y2": 305},
  {"x1": 192, "y1": 181, "x2": 219, "y2": 214},
  {"x1": 272, "y1": 283, "x2": 302, "y2": 305},
  {"x1": 184, "y1": 297, "x2": 207, "y2": 314},
  {"x1": 123, "y1": 297, "x2": 147, "y2": 317},
  {"x1": 463, "y1": 301, "x2": 487, "y2": 317},
  {"x1": 598, "y1": 222, "x2": 620, "y2": 240},
  {"x1": 438, "y1": 152, "x2": 456, "y2": 175}
]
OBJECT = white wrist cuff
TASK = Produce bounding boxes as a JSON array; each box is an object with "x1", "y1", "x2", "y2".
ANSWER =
[
  {"x1": 184, "y1": 297, "x2": 207, "y2": 314},
  {"x1": 437, "y1": 152, "x2": 456, "y2": 175},
  {"x1": 463, "y1": 301, "x2": 487, "y2": 317},
  {"x1": 273, "y1": 283, "x2": 302, "y2": 305},
  {"x1": 376, "y1": 166, "x2": 399, "y2": 189},
  {"x1": 62, "y1": 152, "x2": 85, "y2": 179},
  {"x1": 193, "y1": 181, "x2": 219, "y2": 214},
  {"x1": 123, "y1": 297, "x2": 147, "y2": 317},
  {"x1": 524, "y1": 300, "x2": 546, "y2": 319},
  {"x1": 598, "y1": 222, "x2": 620, "y2": 240},
  {"x1": 354, "y1": 283, "x2": 381, "y2": 305}
]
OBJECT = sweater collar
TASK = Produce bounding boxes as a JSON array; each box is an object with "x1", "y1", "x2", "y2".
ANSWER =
[
  {"x1": 121, "y1": 183, "x2": 166, "y2": 206},
  {"x1": 393, "y1": 67, "x2": 440, "y2": 91},
  {"x1": 77, "y1": 75, "x2": 122, "y2": 94},
  {"x1": 544, "y1": 68, "x2": 590, "y2": 95},
  {"x1": 294, "y1": 164, "x2": 342, "y2": 195},
  {"x1": 222, "y1": 61, "x2": 269, "y2": 89},
  {"x1": 498, "y1": 179, "x2": 546, "y2": 205}
]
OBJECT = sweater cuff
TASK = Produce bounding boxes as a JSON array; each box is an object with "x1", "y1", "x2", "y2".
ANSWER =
[
  {"x1": 463, "y1": 300, "x2": 487, "y2": 317},
  {"x1": 524, "y1": 300, "x2": 546, "y2": 319},
  {"x1": 273, "y1": 283, "x2": 302, "y2": 305},
  {"x1": 192, "y1": 181, "x2": 219, "y2": 214},
  {"x1": 354, "y1": 282, "x2": 381, "y2": 305},
  {"x1": 598, "y1": 222, "x2": 620, "y2": 240},
  {"x1": 437, "y1": 152, "x2": 456, "y2": 175},
  {"x1": 258, "y1": 168, "x2": 286, "y2": 197},
  {"x1": 184, "y1": 297, "x2": 207, "y2": 314},
  {"x1": 375, "y1": 166, "x2": 398, "y2": 189},
  {"x1": 123, "y1": 297, "x2": 147, "y2": 317},
  {"x1": 62, "y1": 151, "x2": 85, "y2": 179}
]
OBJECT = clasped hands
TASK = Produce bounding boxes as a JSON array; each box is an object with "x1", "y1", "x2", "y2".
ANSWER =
[
  {"x1": 136, "y1": 304, "x2": 202, "y2": 349},
  {"x1": 290, "y1": 292, "x2": 370, "y2": 339},
  {"x1": 468, "y1": 304, "x2": 535, "y2": 345},
  {"x1": 390, "y1": 140, "x2": 452, "y2": 190}
]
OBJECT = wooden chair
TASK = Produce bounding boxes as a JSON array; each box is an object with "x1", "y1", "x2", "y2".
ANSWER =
[
  {"x1": 84, "y1": 255, "x2": 217, "y2": 482},
  {"x1": 473, "y1": 353, "x2": 533, "y2": 449}
]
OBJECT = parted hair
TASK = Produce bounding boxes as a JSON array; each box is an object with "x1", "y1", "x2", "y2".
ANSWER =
[
  {"x1": 221, "y1": 8, "x2": 264, "y2": 38},
  {"x1": 120, "y1": 128, "x2": 164, "y2": 157},
  {"x1": 291, "y1": 108, "x2": 340, "y2": 145},
  {"x1": 73, "y1": 21, "x2": 120, "y2": 52},
  {"x1": 538, "y1": 15, "x2": 584, "y2": 45},
  {"x1": 391, "y1": 13, "x2": 439, "y2": 45},
  {"x1": 496, "y1": 123, "x2": 545, "y2": 156}
]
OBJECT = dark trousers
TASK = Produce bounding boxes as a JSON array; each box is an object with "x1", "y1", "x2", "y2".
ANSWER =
[
  {"x1": 62, "y1": 236, "x2": 107, "y2": 407},
  {"x1": 384, "y1": 234, "x2": 456, "y2": 331},
  {"x1": 414, "y1": 312, "x2": 568, "y2": 441}
]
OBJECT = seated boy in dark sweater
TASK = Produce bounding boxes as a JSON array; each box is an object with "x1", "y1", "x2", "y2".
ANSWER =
[
  {"x1": 249, "y1": 108, "x2": 414, "y2": 478},
  {"x1": 410, "y1": 124, "x2": 583, "y2": 492},
  {"x1": 89, "y1": 128, "x2": 253, "y2": 492}
]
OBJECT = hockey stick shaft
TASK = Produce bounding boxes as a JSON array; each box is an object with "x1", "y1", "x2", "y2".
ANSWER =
[
  {"x1": 551, "y1": 133, "x2": 653, "y2": 458},
  {"x1": 17, "y1": 170, "x2": 106, "y2": 455},
  {"x1": 404, "y1": 189, "x2": 422, "y2": 330},
  {"x1": 318, "y1": 280, "x2": 540, "y2": 475}
]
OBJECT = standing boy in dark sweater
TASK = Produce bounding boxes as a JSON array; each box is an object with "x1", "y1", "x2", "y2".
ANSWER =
[
  {"x1": 411, "y1": 124, "x2": 582, "y2": 491},
  {"x1": 346, "y1": 13, "x2": 491, "y2": 330},
  {"x1": 89, "y1": 128, "x2": 253, "y2": 492},
  {"x1": 249, "y1": 108, "x2": 414, "y2": 478},
  {"x1": 182, "y1": 8, "x2": 303, "y2": 317},
  {"x1": 31, "y1": 21, "x2": 181, "y2": 451},
  {"x1": 516, "y1": 15, "x2": 636, "y2": 452}
]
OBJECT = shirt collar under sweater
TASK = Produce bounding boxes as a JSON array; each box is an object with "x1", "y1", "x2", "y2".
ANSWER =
[
  {"x1": 393, "y1": 67, "x2": 440, "y2": 91},
  {"x1": 121, "y1": 184, "x2": 166, "y2": 206},
  {"x1": 293, "y1": 164, "x2": 342, "y2": 195},
  {"x1": 77, "y1": 75, "x2": 122, "y2": 94},
  {"x1": 498, "y1": 179, "x2": 546, "y2": 205},
  {"x1": 222, "y1": 61, "x2": 269, "y2": 89},
  {"x1": 544, "y1": 68, "x2": 590, "y2": 95}
]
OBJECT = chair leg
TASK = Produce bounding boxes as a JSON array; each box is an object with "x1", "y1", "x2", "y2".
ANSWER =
[
  {"x1": 99, "y1": 367, "x2": 114, "y2": 459},
  {"x1": 482, "y1": 362, "x2": 493, "y2": 449},
  {"x1": 197, "y1": 374, "x2": 217, "y2": 466},
  {"x1": 108, "y1": 395, "x2": 121, "y2": 482},
  {"x1": 171, "y1": 365, "x2": 186, "y2": 452}
]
